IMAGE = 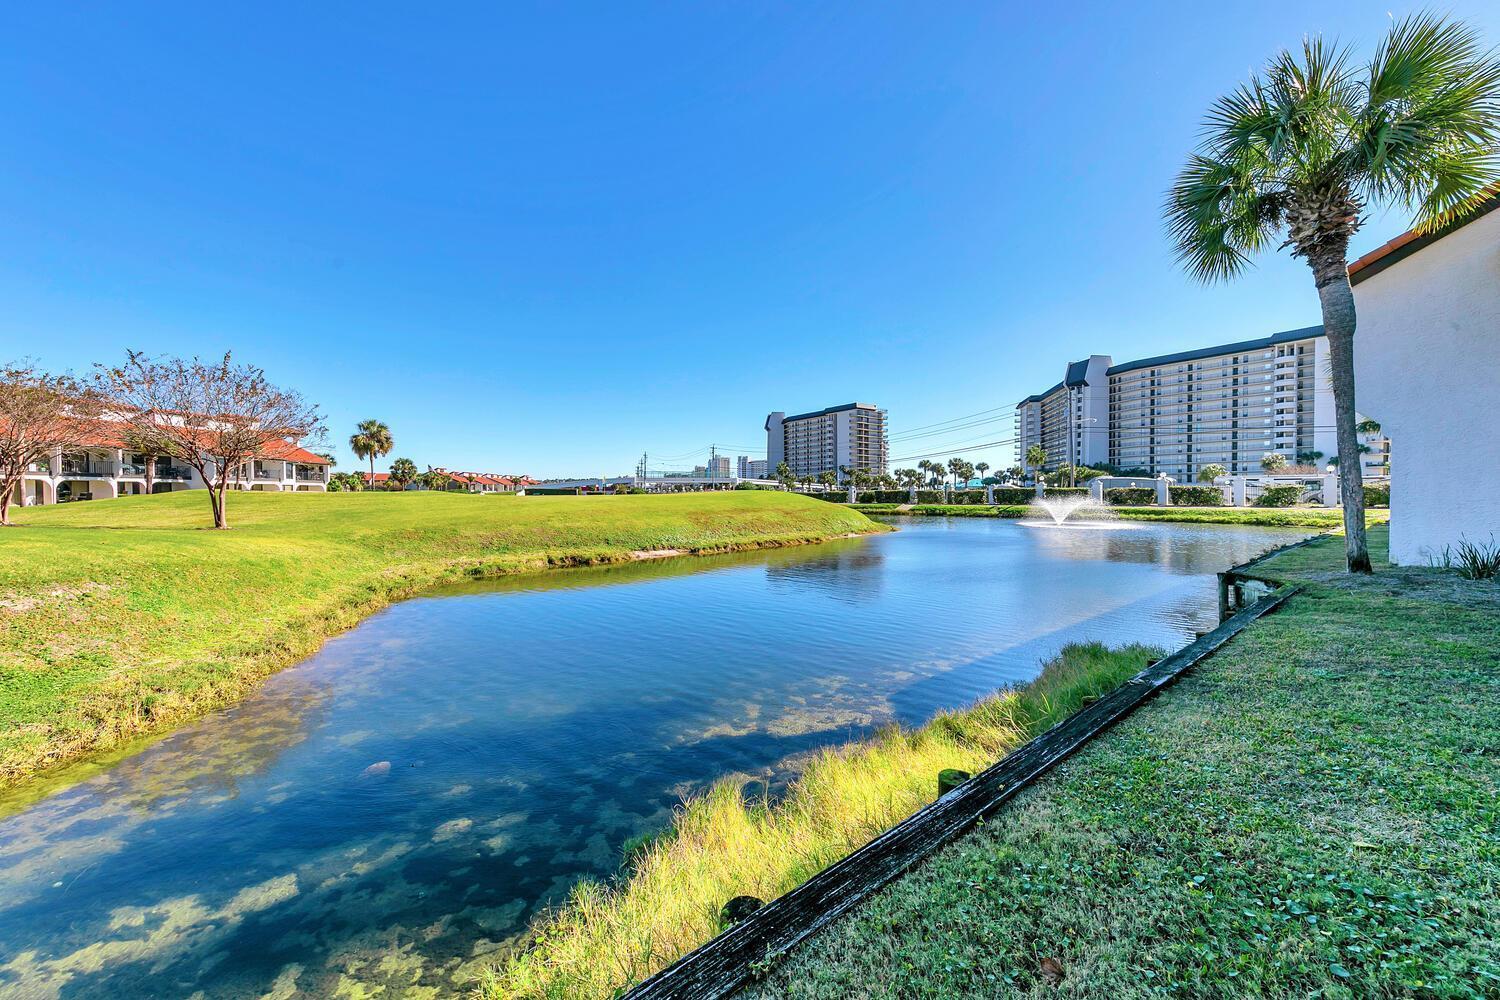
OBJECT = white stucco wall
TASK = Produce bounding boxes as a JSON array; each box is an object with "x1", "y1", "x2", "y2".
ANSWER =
[{"x1": 1352, "y1": 206, "x2": 1500, "y2": 565}]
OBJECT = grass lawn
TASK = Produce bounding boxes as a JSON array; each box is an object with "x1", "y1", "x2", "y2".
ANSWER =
[
  {"x1": 742, "y1": 524, "x2": 1500, "y2": 999},
  {"x1": 0, "y1": 490, "x2": 875, "y2": 803},
  {"x1": 848, "y1": 502, "x2": 1388, "y2": 529}
]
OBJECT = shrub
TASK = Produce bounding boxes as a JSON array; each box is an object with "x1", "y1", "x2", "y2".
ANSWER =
[
  {"x1": 1169, "y1": 485, "x2": 1224, "y2": 507},
  {"x1": 915, "y1": 490, "x2": 946, "y2": 504},
  {"x1": 1254, "y1": 484, "x2": 1303, "y2": 507},
  {"x1": 1363, "y1": 483, "x2": 1390, "y2": 508},
  {"x1": 1106, "y1": 487, "x2": 1156, "y2": 506},
  {"x1": 1443, "y1": 536, "x2": 1500, "y2": 580},
  {"x1": 1044, "y1": 487, "x2": 1089, "y2": 498},
  {"x1": 991, "y1": 488, "x2": 1037, "y2": 505}
]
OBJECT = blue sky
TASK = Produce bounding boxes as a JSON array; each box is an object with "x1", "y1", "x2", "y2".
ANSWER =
[{"x1": 5, "y1": 3, "x2": 1498, "y2": 477}]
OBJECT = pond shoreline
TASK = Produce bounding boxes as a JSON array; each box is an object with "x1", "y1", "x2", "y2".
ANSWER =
[{"x1": 0, "y1": 492, "x2": 883, "y2": 811}]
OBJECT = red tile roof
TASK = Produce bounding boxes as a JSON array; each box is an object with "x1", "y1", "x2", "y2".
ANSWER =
[{"x1": 1348, "y1": 188, "x2": 1500, "y2": 282}]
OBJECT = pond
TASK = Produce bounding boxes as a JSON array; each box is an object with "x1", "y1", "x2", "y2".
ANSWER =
[{"x1": 0, "y1": 517, "x2": 1307, "y2": 998}]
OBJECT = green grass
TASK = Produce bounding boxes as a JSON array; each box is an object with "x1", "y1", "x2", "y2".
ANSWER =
[
  {"x1": 0, "y1": 490, "x2": 876, "y2": 800},
  {"x1": 847, "y1": 502, "x2": 1387, "y2": 529},
  {"x1": 477, "y1": 643, "x2": 1158, "y2": 999},
  {"x1": 742, "y1": 524, "x2": 1500, "y2": 999}
]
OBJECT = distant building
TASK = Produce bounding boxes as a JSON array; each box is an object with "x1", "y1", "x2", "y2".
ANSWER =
[
  {"x1": 1015, "y1": 356, "x2": 1111, "y2": 473},
  {"x1": 1015, "y1": 331, "x2": 1390, "y2": 480},
  {"x1": 706, "y1": 454, "x2": 731, "y2": 479},
  {"x1": 765, "y1": 403, "x2": 888, "y2": 482},
  {"x1": 737, "y1": 456, "x2": 769, "y2": 479},
  {"x1": 1351, "y1": 191, "x2": 1499, "y2": 564}
]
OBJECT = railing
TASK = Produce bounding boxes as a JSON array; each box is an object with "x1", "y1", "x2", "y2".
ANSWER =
[
  {"x1": 59, "y1": 461, "x2": 107, "y2": 477},
  {"x1": 119, "y1": 463, "x2": 147, "y2": 476},
  {"x1": 26, "y1": 462, "x2": 53, "y2": 475},
  {"x1": 295, "y1": 469, "x2": 324, "y2": 481},
  {"x1": 158, "y1": 466, "x2": 192, "y2": 480},
  {"x1": 253, "y1": 467, "x2": 282, "y2": 480}
]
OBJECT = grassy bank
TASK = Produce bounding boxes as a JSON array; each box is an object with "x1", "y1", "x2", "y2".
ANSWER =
[
  {"x1": 849, "y1": 502, "x2": 1387, "y2": 529},
  {"x1": 477, "y1": 642, "x2": 1159, "y2": 999},
  {"x1": 0, "y1": 490, "x2": 876, "y2": 799},
  {"x1": 745, "y1": 525, "x2": 1500, "y2": 999}
]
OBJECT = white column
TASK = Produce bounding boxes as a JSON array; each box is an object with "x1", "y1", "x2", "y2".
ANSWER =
[
  {"x1": 847, "y1": 484, "x2": 856, "y2": 503},
  {"x1": 1034, "y1": 480, "x2": 1045, "y2": 498},
  {"x1": 1231, "y1": 476, "x2": 1248, "y2": 507},
  {"x1": 1089, "y1": 479, "x2": 1103, "y2": 502},
  {"x1": 1323, "y1": 473, "x2": 1339, "y2": 507},
  {"x1": 909, "y1": 485, "x2": 917, "y2": 503},
  {"x1": 985, "y1": 484, "x2": 995, "y2": 504},
  {"x1": 1155, "y1": 475, "x2": 1171, "y2": 506}
]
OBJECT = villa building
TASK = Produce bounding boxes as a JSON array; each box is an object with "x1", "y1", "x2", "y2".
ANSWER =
[
  {"x1": 12, "y1": 426, "x2": 329, "y2": 508},
  {"x1": 765, "y1": 402, "x2": 889, "y2": 481},
  {"x1": 1016, "y1": 328, "x2": 1389, "y2": 481},
  {"x1": 1351, "y1": 191, "x2": 1500, "y2": 564}
]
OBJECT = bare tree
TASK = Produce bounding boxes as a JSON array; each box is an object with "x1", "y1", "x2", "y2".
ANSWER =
[
  {"x1": 0, "y1": 362, "x2": 102, "y2": 526},
  {"x1": 95, "y1": 352, "x2": 324, "y2": 529}
]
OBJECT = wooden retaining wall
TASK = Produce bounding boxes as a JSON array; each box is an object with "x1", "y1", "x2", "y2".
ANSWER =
[{"x1": 623, "y1": 585, "x2": 1298, "y2": 999}]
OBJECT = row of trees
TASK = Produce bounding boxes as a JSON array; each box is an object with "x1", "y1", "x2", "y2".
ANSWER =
[{"x1": 2, "y1": 353, "x2": 322, "y2": 528}]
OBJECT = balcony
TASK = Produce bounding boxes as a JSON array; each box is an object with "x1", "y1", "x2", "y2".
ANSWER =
[
  {"x1": 59, "y1": 458, "x2": 109, "y2": 478},
  {"x1": 253, "y1": 467, "x2": 283, "y2": 481},
  {"x1": 295, "y1": 468, "x2": 324, "y2": 482}
]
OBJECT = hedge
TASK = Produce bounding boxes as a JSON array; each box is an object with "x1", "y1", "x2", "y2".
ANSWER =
[
  {"x1": 1168, "y1": 485, "x2": 1224, "y2": 507},
  {"x1": 1105, "y1": 487, "x2": 1156, "y2": 506},
  {"x1": 1253, "y1": 484, "x2": 1303, "y2": 507},
  {"x1": 1364, "y1": 483, "x2": 1390, "y2": 508}
]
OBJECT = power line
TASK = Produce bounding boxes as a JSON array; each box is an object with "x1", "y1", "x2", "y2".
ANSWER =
[{"x1": 888, "y1": 404, "x2": 1013, "y2": 441}]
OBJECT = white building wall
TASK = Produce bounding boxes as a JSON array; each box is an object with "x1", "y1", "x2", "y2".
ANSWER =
[{"x1": 1352, "y1": 205, "x2": 1500, "y2": 565}]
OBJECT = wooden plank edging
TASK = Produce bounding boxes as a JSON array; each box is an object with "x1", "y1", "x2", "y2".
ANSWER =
[{"x1": 622, "y1": 585, "x2": 1299, "y2": 1000}]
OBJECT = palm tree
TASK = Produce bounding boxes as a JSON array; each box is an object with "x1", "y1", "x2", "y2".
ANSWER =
[
  {"x1": 1025, "y1": 445, "x2": 1047, "y2": 477},
  {"x1": 1356, "y1": 418, "x2": 1382, "y2": 435},
  {"x1": 389, "y1": 457, "x2": 418, "y2": 489},
  {"x1": 349, "y1": 420, "x2": 394, "y2": 488},
  {"x1": 946, "y1": 457, "x2": 964, "y2": 488},
  {"x1": 975, "y1": 462, "x2": 990, "y2": 483},
  {"x1": 1198, "y1": 463, "x2": 1227, "y2": 483},
  {"x1": 1260, "y1": 452, "x2": 1288, "y2": 473},
  {"x1": 817, "y1": 470, "x2": 837, "y2": 491},
  {"x1": 1167, "y1": 14, "x2": 1500, "y2": 572}
]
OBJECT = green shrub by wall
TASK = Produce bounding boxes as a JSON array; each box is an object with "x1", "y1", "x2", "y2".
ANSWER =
[
  {"x1": 990, "y1": 488, "x2": 1036, "y2": 505},
  {"x1": 1106, "y1": 487, "x2": 1156, "y2": 506},
  {"x1": 1364, "y1": 483, "x2": 1390, "y2": 508},
  {"x1": 1169, "y1": 485, "x2": 1224, "y2": 507},
  {"x1": 1254, "y1": 484, "x2": 1303, "y2": 507}
]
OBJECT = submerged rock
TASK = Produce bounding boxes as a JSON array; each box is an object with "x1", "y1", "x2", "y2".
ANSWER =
[{"x1": 360, "y1": 761, "x2": 392, "y2": 778}]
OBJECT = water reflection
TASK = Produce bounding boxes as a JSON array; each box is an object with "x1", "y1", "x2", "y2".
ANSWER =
[{"x1": 0, "y1": 518, "x2": 1307, "y2": 998}]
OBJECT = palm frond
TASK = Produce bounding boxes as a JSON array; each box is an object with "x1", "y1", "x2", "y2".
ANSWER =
[
  {"x1": 1352, "y1": 13, "x2": 1500, "y2": 227},
  {"x1": 1165, "y1": 154, "x2": 1282, "y2": 282}
]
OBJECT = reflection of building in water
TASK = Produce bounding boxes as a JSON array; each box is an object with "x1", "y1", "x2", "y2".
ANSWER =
[{"x1": 764, "y1": 547, "x2": 887, "y2": 604}]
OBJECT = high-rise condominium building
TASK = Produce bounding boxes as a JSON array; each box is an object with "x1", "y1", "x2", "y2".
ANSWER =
[
  {"x1": 1015, "y1": 326, "x2": 1385, "y2": 480},
  {"x1": 736, "y1": 456, "x2": 769, "y2": 479},
  {"x1": 705, "y1": 454, "x2": 731, "y2": 478},
  {"x1": 765, "y1": 403, "x2": 888, "y2": 481}
]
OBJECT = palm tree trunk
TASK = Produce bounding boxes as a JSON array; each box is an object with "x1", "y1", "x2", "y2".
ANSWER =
[{"x1": 1310, "y1": 253, "x2": 1372, "y2": 573}]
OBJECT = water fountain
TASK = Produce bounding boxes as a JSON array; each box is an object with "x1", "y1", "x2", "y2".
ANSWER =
[{"x1": 1020, "y1": 495, "x2": 1135, "y2": 529}]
